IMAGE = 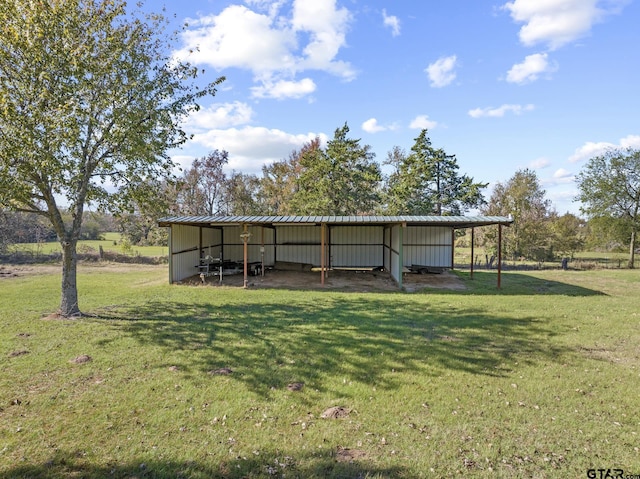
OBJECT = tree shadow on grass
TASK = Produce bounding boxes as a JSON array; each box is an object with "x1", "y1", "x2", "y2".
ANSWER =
[
  {"x1": 1, "y1": 448, "x2": 407, "y2": 479},
  {"x1": 453, "y1": 271, "x2": 606, "y2": 296},
  {"x1": 93, "y1": 292, "x2": 566, "y2": 398}
]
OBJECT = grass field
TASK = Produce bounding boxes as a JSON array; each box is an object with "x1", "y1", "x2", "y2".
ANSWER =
[
  {"x1": 10, "y1": 233, "x2": 169, "y2": 258},
  {"x1": 1, "y1": 263, "x2": 639, "y2": 478}
]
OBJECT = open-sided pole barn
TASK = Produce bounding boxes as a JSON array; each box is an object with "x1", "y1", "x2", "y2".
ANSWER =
[{"x1": 157, "y1": 215, "x2": 513, "y2": 289}]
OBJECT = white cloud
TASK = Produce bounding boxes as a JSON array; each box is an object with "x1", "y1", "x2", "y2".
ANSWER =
[
  {"x1": 361, "y1": 118, "x2": 399, "y2": 133},
  {"x1": 188, "y1": 126, "x2": 328, "y2": 174},
  {"x1": 251, "y1": 78, "x2": 316, "y2": 99},
  {"x1": 568, "y1": 134, "x2": 640, "y2": 163},
  {"x1": 620, "y1": 134, "x2": 640, "y2": 148},
  {"x1": 290, "y1": 0, "x2": 354, "y2": 77},
  {"x1": 174, "y1": 0, "x2": 355, "y2": 100},
  {"x1": 426, "y1": 55, "x2": 458, "y2": 88},
  {"x1": 183, "y1": 102, "x2": 254, "y2": 130},
  {"x1": 553, "y1": 168, "x2": 574, "y2": 181},
  {"x1": 468, "y1": 104, "x2": 535, "y2": 118},
  {"x1": 506, "y1": 53, "x2": 557, "y2": 84},
  {"x1": 362, "y1": 118, "x2": 386, "y2": 133},
  {"x1": 502, "y1": 0, "x2": 628, "y2": 50},
  {"x1": 409, "y1": 115, "x2": 438, "y2": 130},
  {"x1": 382, "y1": 9, "x2": 401, "y2": 36},
  {"x1": 530, "y1": 157, "x2": 551, "y2": 169}
]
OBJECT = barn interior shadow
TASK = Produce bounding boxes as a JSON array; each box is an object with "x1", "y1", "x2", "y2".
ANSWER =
[{"x1": 93, "y1": 290, "x2": 566, "y2": 398}]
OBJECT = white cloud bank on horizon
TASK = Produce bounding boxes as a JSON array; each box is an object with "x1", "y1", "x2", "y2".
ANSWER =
[{"x1": 568, "y1": 134, "x2": 640, "y2": 163}]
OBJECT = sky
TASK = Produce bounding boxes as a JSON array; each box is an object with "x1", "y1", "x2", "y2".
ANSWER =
[{"x1": 154, "y1": 0, "x2": 640, "y2": 215}]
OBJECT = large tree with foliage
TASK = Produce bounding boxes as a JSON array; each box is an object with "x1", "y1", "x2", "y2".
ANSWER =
[
  {"x1": 576, "y1": 148, "x2": 640, "y2": 268},
  {"x1": 384, "y1": 129, "x2": 486, "y2": 215},
  {"x1": 0, "y1": 0, "x2": 223, "y2": 316},
  {"x1": 482, "y1": 168, "x2": 552, "y2": 261},
  {"x1": 290, "y1": 124, "x2": 381, "y2": 215},
  {"x1": 258, "y1": 139, "x2": 317, "y2": 215}
]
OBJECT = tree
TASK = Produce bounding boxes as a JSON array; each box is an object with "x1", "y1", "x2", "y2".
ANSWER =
[
  {"x1": 258, "y1": 140, "x2": 316, "y2": 215},
  {"x1": 482, "y1": 169, "x2": 552, "y2": 261},
  {"x1": 222, "y1": 172, "x2": 264, "y2": 215},
  {"x1": 290, "y1": 123, "x2": 382, "y2": 215},
  {"x1": 192, "y1": 150, "x2": 229, "y2": 215},
  {"x1": 384, "y1": 129, "x2": 486, "y2": 215},
  {"x1": 0, "y1": 0, "x2": 223, "y2": 316},
  {"x1": 549, "y1": 212, "x2": 586, "y2": 259},
  {"x1": 576, "y1": 148, "x2": 640, "y2": 268}
]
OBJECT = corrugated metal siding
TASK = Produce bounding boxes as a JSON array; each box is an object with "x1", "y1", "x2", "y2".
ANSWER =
[
  {"x1": 276, "y1": 225, "x2": 322, "y2": 265},
  {"x1": 221, "y1": 226, "x2": 275, "y2": 264},
  {"x1": 171, "y1": 224, "x2": 200, "y2": 282},
  {"x1": 330, "y1": 226, "x2": 384, "y2": 267},
  {"x1": 403, "y1": 226, "x2": 452, "y2": 267}
]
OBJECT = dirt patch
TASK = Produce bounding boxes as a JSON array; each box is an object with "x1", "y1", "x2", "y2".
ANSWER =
[
  {"x1": 336, "y1": 447, "x2": 367, "y2": 463},
  {"x1": 187, "y1": 268, "x2": 465, "y2": 293},
  {"x1": 321, "y1": 406, "x2": 351, "y2": 419},
  {"x1": 70, "y1": 355, "x2": 92, "y2": 364},
  {"x1": 209, "y1": 367, "x2": 233, "y2": 375}
]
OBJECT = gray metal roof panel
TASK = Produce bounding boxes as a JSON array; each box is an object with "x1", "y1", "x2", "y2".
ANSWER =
[{"x1": 158, "y1": 215, "x2": 514, "y2": 227}]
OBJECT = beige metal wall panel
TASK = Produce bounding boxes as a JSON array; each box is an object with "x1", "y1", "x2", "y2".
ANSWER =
[
  {"x1": 277, "y1": 245, "x2": 321, "y2": 266},
  {"x1": 277, "y1": 225, "x2": 321, "y2": 243},
  {"x1": 403, "y1": 226, "x2": 452, "y2": 267},
  {"x1": 331, "y1": 226, "x2": 383, "y2": 244},
  {"x1": 331, "y1": 246, "x2": 383, "y2": 267},
  {"x1": 171, "y1": 224, "x2": 198, "y2": 253},
  {"x1": 171, "y1": 225, "x2": 200, "y2": 282},
  {"x1": 330, "y1": 225, "x2": 384, "y2": 267}
]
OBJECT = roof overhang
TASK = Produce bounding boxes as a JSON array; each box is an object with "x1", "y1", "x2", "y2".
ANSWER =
[{"x1": 158, "y1": 215, "x2": 514, "y2": 229}]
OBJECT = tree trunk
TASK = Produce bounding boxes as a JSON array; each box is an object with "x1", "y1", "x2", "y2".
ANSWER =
[
  {"x1": 60, "y1": 239, "x2": 81, "y2": 316},
  {"x1": 629, "y1": 229, "x2": 637, "y2": 269}
]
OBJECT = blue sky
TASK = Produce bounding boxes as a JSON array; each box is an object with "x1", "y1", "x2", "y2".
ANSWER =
[{"x1": 156, "y1": 0, "x2": 639, "y2": 215}]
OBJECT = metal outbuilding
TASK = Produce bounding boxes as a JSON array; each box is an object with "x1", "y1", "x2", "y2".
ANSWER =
[{"x1": 157, "y1": 215, "x2": 513, "y2": 289}]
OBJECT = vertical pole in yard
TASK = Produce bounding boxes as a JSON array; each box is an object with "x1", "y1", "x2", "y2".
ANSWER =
[
  {"x1": 261, "y1": 226, "x2": 265, "y2": 277},
  {"x1": 470, "y1": 227, "x2": 475, "y2": 279},
  {"x1": 398, "y1": 223, "x2": 405, "y2": 290},
  {"x1": 242, "y1": 224, "x2": 249, "y2": 289},
  {"x1": 497, "y1": 224, "x2": 503, "y2": 289},
  {"x1": 451, "y1": 228, "x2": 455, "y2": 271},
  {"x1": 321, "y1": 223, "x2": 326, "y2": 286}
]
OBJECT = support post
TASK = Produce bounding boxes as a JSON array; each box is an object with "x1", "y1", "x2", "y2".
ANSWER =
[
  {"x1": 321, "y1": 223, "x2": 326, "y2": 286},
  {"x1": 497, "y1": 224, "x2": 503, "y2": 289},
  {"x1": 398, "y1": 223, "x2": 405, "y2": 290},
  {"x1": 261, "y1": 226, "x2": 265, "y2": 277},
  {"x1": 470, "y1": 227, "x2": 475, "y2": 279},
  {"x1": 241, "y1": 224, "x2": 250, "y2": 289},
  {"x1": 451, "y1": 228, "x2": 455, "y2": 270}
]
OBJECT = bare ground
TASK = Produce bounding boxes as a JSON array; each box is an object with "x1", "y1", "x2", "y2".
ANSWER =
[
  {"x1": 0, "y1": 262, "x2": 466, "y2": 292},
  {"x1": 182, "y1": 268, "x2": 466, "y2": 293}
]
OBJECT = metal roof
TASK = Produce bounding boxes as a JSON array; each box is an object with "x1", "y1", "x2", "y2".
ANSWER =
[{"x1": 158, "y1": 215, "x2": 513, "y2": 229}]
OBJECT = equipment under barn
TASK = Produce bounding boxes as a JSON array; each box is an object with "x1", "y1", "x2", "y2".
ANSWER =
[{"x1": 157, "y1": 215, "x2": 513, "y2": 289}]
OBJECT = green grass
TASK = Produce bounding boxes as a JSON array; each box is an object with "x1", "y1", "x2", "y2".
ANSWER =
[
  {"x1": 11, "y1": 232, "x2": 169, "y2": 258},
  {"x1": 1, "y1": 265, "x2": 640, "y2": 478}
]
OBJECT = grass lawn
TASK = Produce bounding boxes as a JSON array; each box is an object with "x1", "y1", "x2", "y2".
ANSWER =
[
  {"x1": 1, "y1": 264, "x2": 639, "y2": 478},
  {"x1": 11, "y1": 233, "x2": 169, "y2": 258}
]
